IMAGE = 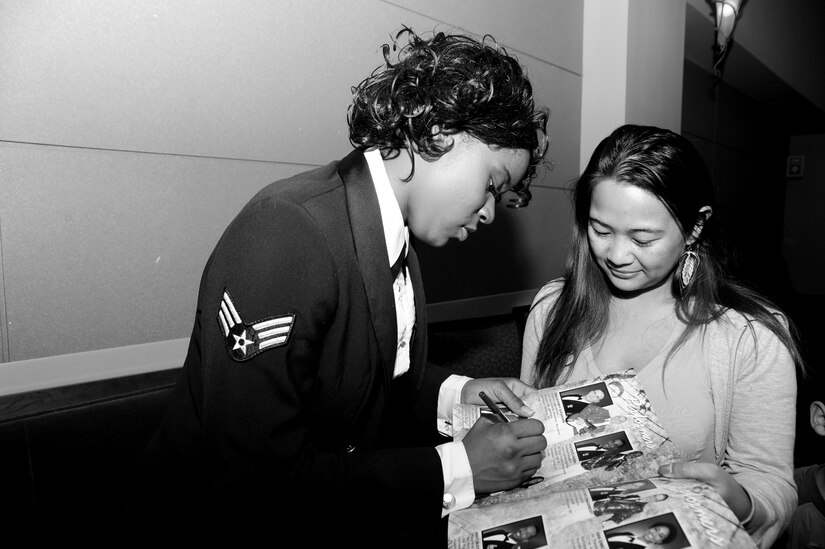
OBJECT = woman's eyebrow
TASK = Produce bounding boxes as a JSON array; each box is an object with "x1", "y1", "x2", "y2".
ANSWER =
[
  {"x1": 629, "y1": 227, "x2": 665, "y2": 234},
  {"x1": 589, "y1": 217, "x2": 665, "y2": 234},
  {"x1": 495, "y1": 167, "x2": 513, "y2": 192}
]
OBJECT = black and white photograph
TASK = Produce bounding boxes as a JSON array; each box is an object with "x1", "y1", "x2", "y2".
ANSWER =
[
  {"x1": 1, "y1": 2, "x2": 822, "y2": 548},
  {"x1": 603, "y1": 512, "x2": 689, "y2": 549},
  {"x1": 482, "y1": 515, "x2": 547, "y2": 549}
]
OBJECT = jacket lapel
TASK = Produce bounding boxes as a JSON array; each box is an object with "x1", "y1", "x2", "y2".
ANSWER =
[
  {"x1": 406, "y1": 245, "x2": 427, "y2": 377},
  {"x1": 337, "y1": 150, "x2": 399, "y2": 382}
]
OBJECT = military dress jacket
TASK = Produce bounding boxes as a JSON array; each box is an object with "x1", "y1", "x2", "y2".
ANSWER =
[{"x1": 142, "y1": 150, "x2": 452, "y2": 539}]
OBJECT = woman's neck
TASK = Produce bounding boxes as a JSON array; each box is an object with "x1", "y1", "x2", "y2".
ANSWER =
[{"x1": 608, "y1": 281, "x2": 677, "y2": 322}]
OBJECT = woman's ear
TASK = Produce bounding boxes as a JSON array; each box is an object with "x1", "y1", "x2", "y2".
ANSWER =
[
  {"x1": 686, "y1": 206, "x2": 713, "y2": 246},
  {"x1": 810, "y1": 401, "x2": 825, "y2": 436},
  {"x1": 430, "y1": 125, "x2": 454, "y2": 148}
]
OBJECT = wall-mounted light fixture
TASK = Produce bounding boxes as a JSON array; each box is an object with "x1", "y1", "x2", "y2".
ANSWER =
[{"x1": 711, "y1": 0, "x2": 743, "y2": 77}]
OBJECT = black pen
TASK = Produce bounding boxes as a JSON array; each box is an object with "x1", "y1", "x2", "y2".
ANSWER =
[{"x1": 479, "y1": 391, "x2": 510, "y2": 423}]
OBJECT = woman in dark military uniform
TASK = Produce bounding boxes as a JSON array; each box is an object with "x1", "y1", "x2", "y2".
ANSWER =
[{"x1": 137, "y1": 27, "x2": 551, "y2": 547}]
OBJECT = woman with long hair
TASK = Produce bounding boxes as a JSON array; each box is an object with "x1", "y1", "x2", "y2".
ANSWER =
[{"x1": 521, "y1": 124, "x2": 802, "y2": 548}]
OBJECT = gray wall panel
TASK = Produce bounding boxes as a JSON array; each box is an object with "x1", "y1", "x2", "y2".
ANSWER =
[
  {"x1": 0, "y1": 142, "x2": 308, "y2": 360},
  {"x1": 0, "y1": 0, "x2": 582, "y2": 363}
]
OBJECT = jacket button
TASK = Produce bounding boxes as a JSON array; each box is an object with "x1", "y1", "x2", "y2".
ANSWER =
[{"x1": 345, "y1": 444, "x2": 356, "y2": 453}]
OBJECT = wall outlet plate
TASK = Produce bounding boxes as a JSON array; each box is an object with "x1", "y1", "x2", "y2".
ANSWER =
[{"x1": 786, "y1": 155, "x2": 805, "y2": 178}]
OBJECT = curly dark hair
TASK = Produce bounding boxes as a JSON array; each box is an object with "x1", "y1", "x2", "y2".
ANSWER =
[{"x1": 347, "y1": 26, "x2": 549, "y2": 207}]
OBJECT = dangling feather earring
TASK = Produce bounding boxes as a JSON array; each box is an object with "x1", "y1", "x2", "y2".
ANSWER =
[{"x1": 679, "y1": 245, "x2": 700, "y2": 292}]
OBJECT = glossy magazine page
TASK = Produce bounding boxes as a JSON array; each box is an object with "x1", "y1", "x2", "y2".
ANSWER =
[
  {"x1": 449, "y1": 369, "x2": 756, "y2": 548},
  {"x1": 453, "y1": 369, "x2": 682, "y2": 494},
  {"x1": 448, "y1": 477, "x2": 756, "y2": 549}
]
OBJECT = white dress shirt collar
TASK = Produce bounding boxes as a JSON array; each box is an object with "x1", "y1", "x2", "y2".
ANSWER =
[{"x1": 364, "y1": 148, "x2": 408, "y2": 265}]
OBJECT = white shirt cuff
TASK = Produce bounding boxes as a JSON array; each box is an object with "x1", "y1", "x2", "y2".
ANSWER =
[
  {"x1": 436, "y1": 440, "x2": 475, "y2": 517},
  {"x1": 436, "y1": 374, "x2": 473, "y2": 436}
]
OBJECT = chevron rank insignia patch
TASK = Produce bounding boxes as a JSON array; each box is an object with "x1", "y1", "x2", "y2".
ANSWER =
[{"x1": 217, "y1": 290, "x2": 296, "y2": 362}]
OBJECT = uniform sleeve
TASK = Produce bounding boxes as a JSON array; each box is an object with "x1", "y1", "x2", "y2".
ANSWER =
[
  {"x1": 198, "y1": 199, "x2": 339, "y2": 480},
  {"x1": 171, "y1": 196, "x2": 445, "y2": 528},
  {"x1": 722, "y1": 318, "x2": 798, "y2": 548}
]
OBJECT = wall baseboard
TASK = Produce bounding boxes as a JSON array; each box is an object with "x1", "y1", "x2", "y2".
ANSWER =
[
  {"x1": 0, "y1": 338, "x2": 188, "y2": 397},
  {"x1": 0, "y1": 290, "x2": 538, "y2": 396},
  {"x1": 427, "y1": 290, "x2": 537, "y2": 323}
]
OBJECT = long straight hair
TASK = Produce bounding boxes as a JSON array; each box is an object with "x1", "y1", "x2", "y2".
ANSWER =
[{"x1": 532, "y1": 124, "x2": 803, "y2": 388}]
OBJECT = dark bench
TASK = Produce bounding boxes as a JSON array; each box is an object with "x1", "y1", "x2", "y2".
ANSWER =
[
  {"x1": 0, "y1": 311, "x2": 527, "y2": 525},
  {"x1": 0, "y1": 369, "x2": 178, "y2": 524}
]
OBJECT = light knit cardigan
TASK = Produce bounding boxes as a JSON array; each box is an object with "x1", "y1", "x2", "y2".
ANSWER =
[{"x1": 521, "y1": 279, "x2": 798, "y2": 548}]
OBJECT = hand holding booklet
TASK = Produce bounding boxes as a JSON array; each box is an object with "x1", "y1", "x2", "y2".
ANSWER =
[{"x1": 449, "y1": 369, "x2": 757, "y2": 548}]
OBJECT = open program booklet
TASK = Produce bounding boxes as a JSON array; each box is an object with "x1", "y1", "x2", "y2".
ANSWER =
[{"x1": 449, "y1": 370, "x2": 756, "y2": 548}]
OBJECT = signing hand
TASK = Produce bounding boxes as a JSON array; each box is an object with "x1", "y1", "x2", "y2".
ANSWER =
[
  {"x1": 461, "y1": 377, "x2": 538, "y2": 418},
  {"x1": 462, "y1": 379, "x2": 546, "y2": 495}
]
